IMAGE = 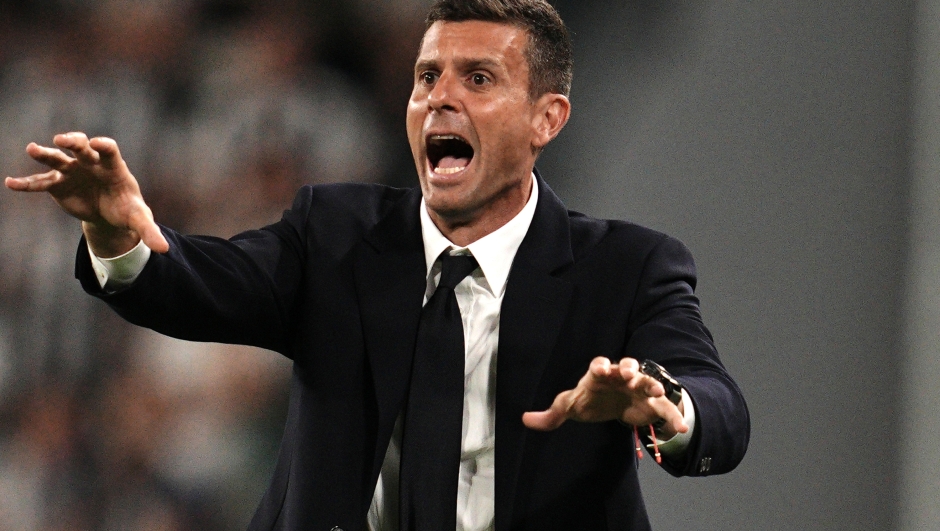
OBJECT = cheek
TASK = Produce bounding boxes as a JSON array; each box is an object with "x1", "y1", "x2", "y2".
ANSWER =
[
  {"x1": 405, "y1": 103, "x2": 420, "y2": 133},
  {"x1": 406, "y1": 107, "x2": 424, "y2": 152},
  {"x1": 484, "y1": 118, "x2": 533, "y2": 163}
]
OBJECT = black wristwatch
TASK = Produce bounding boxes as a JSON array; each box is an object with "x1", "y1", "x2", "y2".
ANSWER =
[
  {"x1": 640, "y1": 359, "x2": 683, "y2": 406},
  {"x1": 640, "y1": 360, "x2": 683, "y2": 432}
]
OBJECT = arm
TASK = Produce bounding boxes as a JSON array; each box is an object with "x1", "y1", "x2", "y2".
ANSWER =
[
  {"x1": 523, "y1": 235, "x2": 750, "y2": 476},
  {"x1": 73, "y1": 193, "x2": 310, "y2": 356},
  {"x1": 9, "y1": 132, "x2": 308, "y2": 355},
  {"x1": 621, "y1": 235, "x2": 749, "y2": 475}
]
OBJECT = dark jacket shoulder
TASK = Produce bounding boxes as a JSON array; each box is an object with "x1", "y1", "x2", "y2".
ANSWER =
[
  {"x1": 566, "y1": 210, "x2": 692, "y2": 271},
  {"x1": 264, "y1": 182, "x2": 421, "y2": 260}
]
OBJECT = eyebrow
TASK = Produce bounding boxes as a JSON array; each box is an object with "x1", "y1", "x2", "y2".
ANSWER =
[{"x1": 414, "y1": 57, "x2": 504, "y2": 74}]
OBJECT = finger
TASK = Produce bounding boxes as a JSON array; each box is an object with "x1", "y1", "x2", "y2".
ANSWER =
[
  {"x1": 623, "y1": 369, "x2": 664, "y2": 398},
  {"x1": 618, "y1": 357, "x2": 639, "y2": 380},
  {"x1": 522, "y1": 391, "x2": 573, "y2": 431},
  {"x1": 619, "y1": 358, "x2": 663, "y2": 397},
  {"x1": 652, "y1": 398, "x2": 688, "y2": 434},
  {"x1": 89, "y1": 136, "x2": 123, "y2": 170},
  {"x1": 26, "y1": 143, "x2": 76, "y2": 172},
  {"x1": 589, "y1": 357, "x2": 613, "y2": 379},
  {"x1": 643, "y1": 378, "x2": 665, "y2": 398},
  {"x1": 127, "y1": 204, "x2": 170, "y2": 254},
  {"x1": 4, "y1": 170, "x2": 64, "y2": 192},
  {"x1": 55, "y1": 132, "x2": 100, "y2": 166},
  {"x1": 522, "y1": 410, "x2": 561, "y2": 431}
]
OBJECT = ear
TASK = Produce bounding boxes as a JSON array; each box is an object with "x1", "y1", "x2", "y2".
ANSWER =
[{"x1": 531, "y1": 93, "x2": 571, "y2": 150}]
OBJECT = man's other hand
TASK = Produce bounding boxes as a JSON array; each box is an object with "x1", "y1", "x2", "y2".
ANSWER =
[
  {"x1": 522, "y1": 357, "x2": 688, "y2": 438},
  {"x1": 5, "y1": 132, "x2": 169, "y2": 257}
]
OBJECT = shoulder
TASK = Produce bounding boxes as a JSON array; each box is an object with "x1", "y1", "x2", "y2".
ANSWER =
[
  {"x1": 287, "y1": 182, "x2": 418, "y2": 229},
  {"x1": 292, "y1": 182, "x2": 415, "y2": 217},
  {"x1": 260, "y1": 183, "x2": 420, "y2": 256},
  {"x1": 567, "y1": 210, "x2": 689, "y2": 262}
]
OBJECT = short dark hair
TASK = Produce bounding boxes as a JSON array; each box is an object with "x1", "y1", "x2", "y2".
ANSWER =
[{"x1": 425, "y1": 0, "x2": 573, "y2": 99}]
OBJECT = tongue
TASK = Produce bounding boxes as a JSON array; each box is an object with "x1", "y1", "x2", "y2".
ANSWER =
[{"x1": 436, "y1": 155, "x2": 471, "y2": 169}]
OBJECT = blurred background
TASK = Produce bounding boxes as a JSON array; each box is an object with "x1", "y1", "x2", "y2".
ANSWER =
[{"x1": 0, "y1": 0, "x2": 935, "y2": 530}]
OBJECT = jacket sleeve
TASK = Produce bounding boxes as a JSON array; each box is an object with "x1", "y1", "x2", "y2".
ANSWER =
[
  {"x1": 74, "y1": 186, "x2": 313, "y2": 357},
  {"x1": 623, "y1": 234, "x2": 750, "y2": 477}
]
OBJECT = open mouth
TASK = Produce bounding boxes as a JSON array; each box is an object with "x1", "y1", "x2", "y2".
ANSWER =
[{"x1": 426, "y1": 135, "x2": 474, "y2": 175}]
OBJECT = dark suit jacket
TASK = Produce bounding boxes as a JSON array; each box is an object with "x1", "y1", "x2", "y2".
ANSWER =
[{"x1": 76, "y1": 173, "x2": 749, "y2": 531}]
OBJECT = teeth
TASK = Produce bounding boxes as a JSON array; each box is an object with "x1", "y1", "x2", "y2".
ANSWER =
[
  {"x1": 430, "y1": 134, "x2": 462, "y2": 141},
  {"x1": 434, "y1": 166, "x2": 466, "y2": 175}
]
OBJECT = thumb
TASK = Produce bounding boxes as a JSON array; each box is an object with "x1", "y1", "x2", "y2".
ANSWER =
[
  {"x1": 128, "y1": 205, "x2": 170, "y2": 254},
  {"x1": 522, "y1": 410, "x2": 564, "y2": 431},
  {"x1": 522, "y1": 392, "x2": 572, "y2": 431}
]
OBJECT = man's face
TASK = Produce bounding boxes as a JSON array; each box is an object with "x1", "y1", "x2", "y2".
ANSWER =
[{"x1": 407, "y1": 20, "x2": 544, "y2": 236}]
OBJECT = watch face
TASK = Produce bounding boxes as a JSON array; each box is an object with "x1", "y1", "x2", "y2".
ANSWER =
[{"x1": 640, "y1": 360, "x2": 683, "y2": 405}]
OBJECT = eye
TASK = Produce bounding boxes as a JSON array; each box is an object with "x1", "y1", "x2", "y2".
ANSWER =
[
  {"x1": 470, "y1": 73, "x2": 489, "y2": 86},
  {"x1": 420, "y1": 71, "x2": 438, "y2": 85}
]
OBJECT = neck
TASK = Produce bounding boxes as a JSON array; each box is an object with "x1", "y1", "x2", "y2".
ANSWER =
[{"x1": 429, "y1": 176, "x2": 534, "y2": 247}]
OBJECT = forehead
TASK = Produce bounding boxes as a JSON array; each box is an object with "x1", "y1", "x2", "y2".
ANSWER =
[{"x1": 417, "y1": 20, "x2": 529, "y2": 69}]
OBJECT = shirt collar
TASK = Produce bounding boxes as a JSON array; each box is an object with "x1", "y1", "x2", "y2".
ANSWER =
[{"x1": 420, "y1": 173, "x2": 539, "y2": 296}]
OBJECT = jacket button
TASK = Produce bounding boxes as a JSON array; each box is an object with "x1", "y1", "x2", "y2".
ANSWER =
[{"x1": 330, "y1": 527, "x2": 345, "y2": 531}]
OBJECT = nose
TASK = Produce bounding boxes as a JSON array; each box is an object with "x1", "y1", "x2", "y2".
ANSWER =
[{"x1": 427, "y1": 71, "x2": 459, "y2": 113}]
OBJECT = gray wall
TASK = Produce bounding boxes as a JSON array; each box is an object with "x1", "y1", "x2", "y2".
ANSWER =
[
  {"x1": 901, "y1": 0, "x2": 940, "y2": 529},
  {"x1": 541, "y1": 1, "x2": 913, "y2": 529}
]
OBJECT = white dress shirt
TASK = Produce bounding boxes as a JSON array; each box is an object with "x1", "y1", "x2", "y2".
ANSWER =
[
  {"x1": 368, "y1": 176, "x2": 540, "y2": 531},
  {"x1": 88, "y1": 175, "x2": 695, "y2": 531}
]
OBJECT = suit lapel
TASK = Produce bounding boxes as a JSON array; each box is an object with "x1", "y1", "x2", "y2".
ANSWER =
[
  {"x1": 353, "y1": 188, "x2": 428, "y2": 479},
  {"x1": 351, "y1": 178, "x2": 576, "y2": 525},
  {"x1": 495, "y1": 172, "x2": 574, "y2": 530}
]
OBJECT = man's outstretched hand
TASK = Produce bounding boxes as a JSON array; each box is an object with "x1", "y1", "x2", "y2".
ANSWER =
[
  {"x1": 522, "y1": 357, "x2": 688, "y2": 438},
  {"x1": 5, "y1": 132, "x2": 169, "y2": 257}
]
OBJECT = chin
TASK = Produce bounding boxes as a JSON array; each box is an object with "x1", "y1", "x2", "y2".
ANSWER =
[{"x1": 424, "y1": 193, "x2": 478, "y2": 222}]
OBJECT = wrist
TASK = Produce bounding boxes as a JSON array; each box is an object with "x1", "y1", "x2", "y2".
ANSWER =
[{"x1": 82, "y1": 221, "x2": 141, "y2": 258}]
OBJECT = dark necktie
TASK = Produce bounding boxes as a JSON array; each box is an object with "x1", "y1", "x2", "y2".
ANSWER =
[{"x1": 400, "y1": 253, "x2": 479, "y2": 531}]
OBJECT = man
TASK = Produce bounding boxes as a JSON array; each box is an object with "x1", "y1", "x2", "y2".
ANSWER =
[{"x1": 5, "y1": 0, "x2": 749, "y2": 529}]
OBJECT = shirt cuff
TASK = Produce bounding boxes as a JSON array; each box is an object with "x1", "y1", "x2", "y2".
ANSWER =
[
  {"x1": 649, "y1": 388, "x2": 696, "y2": 456},
  {"x1": 88, "y1": 239, "x2": 152, "y2": 291}
]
